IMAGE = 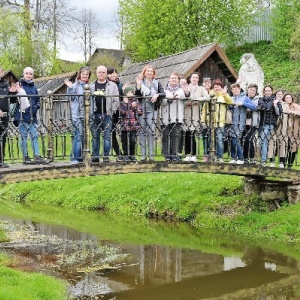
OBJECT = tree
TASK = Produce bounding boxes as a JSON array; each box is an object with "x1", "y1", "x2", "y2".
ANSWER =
[
  {"x1": 270, "y1": 0, "x2": 300, "y2": 59},
  {"x1": 119, "y1": 0, "x2": 268, "y2": 62},
  {"x1": 68, "y1": 8, "x2": 102, "y2": 64}
]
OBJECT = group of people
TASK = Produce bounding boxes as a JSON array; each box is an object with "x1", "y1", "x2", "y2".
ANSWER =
[
  {"x1": 1, "y1": 63, "x2": 299, "y2": 169},
  {"x1": 67, "y1": 63, "x2": 300, "y2": 168},
  {"x1": 0, "y1": 66, "x2": 49, "y2": 168}
]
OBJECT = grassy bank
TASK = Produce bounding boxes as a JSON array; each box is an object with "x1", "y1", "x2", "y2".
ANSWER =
[
  {"x1": 1, "y1": 172, "x2": 300, "y2": 245},
  {"x1": 0, "y1": 253, "x2": 67, "y2": 300}
]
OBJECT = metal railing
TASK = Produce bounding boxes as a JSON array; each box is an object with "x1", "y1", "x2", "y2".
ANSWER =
[{"x1": 1, "y1": 89, "x2": 299, "y2": 169}]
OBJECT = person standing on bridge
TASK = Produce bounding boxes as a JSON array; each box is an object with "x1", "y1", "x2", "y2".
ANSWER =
[
  {"x1": 201, "y1": 79, "x2": 233, "y2": 163},
  {"x1": 182, "y1": 72, "x2": 209, "y2": 162},
  {"x1": 228, "y1": 83, "x2": 256, "y2": 165},
  {"x1": 135, "y1": 65, "x2": 165, "y2": 162},
  {"x1": 161, "y1": 71, "x2": 186, "y2": 161},
  {"x1": 257, "y1": 85, "x2": 282, "y2": 167},
  {"x1": 14, "y1": 67, "x2": 49, "y2": 165},
  {"x1": 90, "y1": 65, "x2": 119, "y2": 163},
  {"x1": 65, "y1": 66, "x2": 91, "y2": 164}
]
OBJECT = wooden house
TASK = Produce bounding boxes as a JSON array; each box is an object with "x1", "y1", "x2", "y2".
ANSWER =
[
  {"x1": 3, "y1": 70, "x2": 19, "y2": 85},
  {"x1": 90, "y1": 48, "x2": 131, "y2": 68},
  {"x1": 120, "y1": 43, "x2": 238, "y2": 86},
  {"x1": 34, "y1": 72, "x2": 77, "y2": 124}
]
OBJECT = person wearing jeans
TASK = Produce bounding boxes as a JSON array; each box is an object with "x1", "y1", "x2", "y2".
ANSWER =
[
  {"x1": 65, "y1": 66, "x2": 91, "y2": 164},
  {"x1": 90, "y1": 65, "x2": 119, "y2": 162},
  {"x1": 14, "y1": 67, "x2": 48, "y2": 165}
]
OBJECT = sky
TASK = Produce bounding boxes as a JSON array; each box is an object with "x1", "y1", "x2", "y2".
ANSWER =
[{"x1": 58, "y1": 0, "x2": 120, "y2": 62}]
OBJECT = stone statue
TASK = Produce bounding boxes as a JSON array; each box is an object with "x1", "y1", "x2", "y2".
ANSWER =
[{"x1": 237, "y1": 53, "x2": 264, "y2": 96}]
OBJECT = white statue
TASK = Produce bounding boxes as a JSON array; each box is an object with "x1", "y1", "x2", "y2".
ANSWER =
[{"x1": 237, "y1": 53, "x2": 264, "y2": 96}]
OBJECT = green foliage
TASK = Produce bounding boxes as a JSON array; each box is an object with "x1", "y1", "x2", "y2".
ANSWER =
[
  {"x1": 88, "y1": 52, "x2": 122, "y2": 81},
  {"x1": 226, "y1": 41, "x2": 300, "y2": 96},
  {"x1": 50, "y1": 59, "x2": 82, "y2": 76},
  {"x1": 119, "y1": 0, "x2": 266, "y2": 62},
  {"x1": 290, "y1": 15, "x2": 300, "y2": 60},
  {"x1": 270, "y1": 0, "x2": 300, "y2": 59}
]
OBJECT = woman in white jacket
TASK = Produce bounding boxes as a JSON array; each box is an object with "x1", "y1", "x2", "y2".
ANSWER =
[{"x1": 161, "y1": 71, "x2": 186, "y2": 161}]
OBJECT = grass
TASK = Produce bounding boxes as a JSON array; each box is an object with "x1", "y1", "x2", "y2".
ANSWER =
[
  {"x1": 1, "y1": 172, "x2": 300, "y2": 245},
  {"x1": 0, "y1": 251, "x2": 67, "y2": 300}
]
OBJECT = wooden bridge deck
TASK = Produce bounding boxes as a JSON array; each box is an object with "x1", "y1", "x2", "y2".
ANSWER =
[{"x1": 0, "y1": 161, "x2": 299, "y2": 184}]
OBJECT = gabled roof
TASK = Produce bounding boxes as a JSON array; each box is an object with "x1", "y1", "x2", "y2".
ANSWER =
[
  {"x1": 35, "y1": 71, "x2": 77, "y2": 95},
  {"x1": 91, "y1": 48, "x2": 126, "y2": 66},
  {"x1": 120, "y1": 43, "x2": 237, "y2": 85},
  {"x1": 3, "y1": 70, "x2": 19, "y2": 82}
]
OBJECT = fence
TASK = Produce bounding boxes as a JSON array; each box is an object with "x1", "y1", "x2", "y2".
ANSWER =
[{"x1": 0, "y1": 88, "x2": 299, "y2": 169}]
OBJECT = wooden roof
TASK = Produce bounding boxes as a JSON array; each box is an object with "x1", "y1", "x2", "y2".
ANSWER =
[
  {"x1": 34, "y1": 71, "x2": 77, "y2": 95},
  {"x1": 120, "y1": 43, "x2": 237, "y2": 86},
  {"x1": 91, "y1": 48, "x2": 127, "y2": 66}
]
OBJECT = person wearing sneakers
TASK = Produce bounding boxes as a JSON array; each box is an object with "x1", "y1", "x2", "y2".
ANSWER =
[
  {"x1": 161, "y1": 71, "x2": 186, "y2": 162},
  {"x1": 228, "y1": 83, "x2": 256, "y2": 165},
  {"x1": 14, "y1": 67, "x2": 49, "y2": 165},
  {"x1": 201, "y1": 79, "x2": 233, "y2": 163},
  {"x1": 65, "y1": 66, "x2": 91, "y2": 164},
  {"x1": 183, "y1": 72, "x2": 209, "y2": 162}
]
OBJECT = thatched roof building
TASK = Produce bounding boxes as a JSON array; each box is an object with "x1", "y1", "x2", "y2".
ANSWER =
[
  {"x1": 35, "y1": 71, "x2": 77, "y2": 96},
  {"x1": 120, "y1": 43, "x2": 237, "y2": 86}
]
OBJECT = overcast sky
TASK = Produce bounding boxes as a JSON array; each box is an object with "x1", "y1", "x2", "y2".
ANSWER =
[{"x1": 58, "y1": 0, "x2": 120, "y2": 62}]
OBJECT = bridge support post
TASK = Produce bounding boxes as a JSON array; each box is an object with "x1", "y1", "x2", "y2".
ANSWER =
[
  {"x1": 83, "y1": 84, "x2": 91, "y2": 167},
  {"x1": 46, "y1": 90, "x2": 54, "y2": 161},
  {"x1": 243, "y1": 177, "x2": 300, "y2": 206},
  {"x1": 208, "y1": 94, "x2": 216, "y2": 162}
]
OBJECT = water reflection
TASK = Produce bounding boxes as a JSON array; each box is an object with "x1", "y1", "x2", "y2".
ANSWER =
[{"x1": 1, "y1": 215, "x2": 300, "y2": 299}]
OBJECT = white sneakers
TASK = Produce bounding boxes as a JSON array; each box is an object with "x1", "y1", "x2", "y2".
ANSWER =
[
  {"x1": 270, "y1": 162, "x2": 275, "y2": 168},
  {"x1": 279, "y1": 163, "x2": 284, "y2": 168},
  {"x1": 183, "y1": 155, "x2": 197, "y2": 162},
  {"x1": 229, "y1": 159, "x2": 244, "y2": 165}
]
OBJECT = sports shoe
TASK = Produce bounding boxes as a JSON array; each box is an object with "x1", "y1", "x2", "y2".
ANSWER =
[
  {"x1": 270, "y1": 162, "x2": 275, "y2": 168},
  {"x1": 102, "y1": 157, "x2": 110, "y2": 163},
  {"x1": 190, "y1": 156, "x2": 197, "y2": 162},
  {"x1": 71, "y1": 160, "x2": 80, "y2": 165},
  {"x1": 23, "y1": 156, "x2": 33, "y2": 165},
  {"x1": 217, "y1": 158, "x2": 224, "y2": 163},
  {"x1": 0, "y1": 163, "x2": 9, "y2": 168},
  {"x1": 279, "y1": 163, "x2": 284, "y2": 168},
  {"x1": 229, "y1": 159, "x2": 237, "y2": 164},
  {"x1": 183, "y1": 155, "x2": 191, "y2": 162},
  {"x1": 203, "y1": 156, "x2": 209, "y2": 163},
  {"x1": 34, "y1": 155, "x2": 50, "y2": 164},
  {"x1": 236, "y1": 160, "x2": 244, "y2": 165},
  {"x1": 129, "y1": 156, "x2": 137, "y2": 162},
  {"x1": 261, "y1": 162, "x2": 266, "y2": 167},
  {"x1": 116, "y1": 156, "x2": 123, "y2": 162}
]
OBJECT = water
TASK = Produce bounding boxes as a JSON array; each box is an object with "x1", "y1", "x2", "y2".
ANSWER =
[{"x1": 0, "y1": 202, "x2": 300, "y2": 299}]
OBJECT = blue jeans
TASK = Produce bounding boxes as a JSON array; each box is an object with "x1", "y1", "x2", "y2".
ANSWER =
[
  {"x1": 19, "y1": 121, "x2": 40, "y2": 158},
  {"x1": 230, "y1": 137, "x2": 243, "y2": 160},
  {"x1": 259, "y1": 124, "x2": 274, "y2": 162},
  {"x1": 215, "y1": 127, "x2": 225, "y2": 159},
  {"x1": 71, "y1": 120, "x2": 83, "y2": 161},
  {"x1": 91, "y1": 114, "x2": 112, "y2": 157}
]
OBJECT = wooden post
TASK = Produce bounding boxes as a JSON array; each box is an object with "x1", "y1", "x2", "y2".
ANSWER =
[
  {"x1": 83, "y1": 84, "x2": 91, "y2": 167},
  {"x1": 209, "y1": 94, "x2": 217, "y2": 162},
  {"x1": 46, "y1": 90, "x2": 54, "y2": 161}
]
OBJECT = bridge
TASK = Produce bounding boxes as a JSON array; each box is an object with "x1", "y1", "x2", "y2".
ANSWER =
[{"x1": 1, "y1": 88, "x2": 300, "y2": 203}]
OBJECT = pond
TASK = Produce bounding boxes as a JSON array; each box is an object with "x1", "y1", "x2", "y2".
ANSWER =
[{"x1": 0, "y1": 200, "x2": 300, "y2": 299}]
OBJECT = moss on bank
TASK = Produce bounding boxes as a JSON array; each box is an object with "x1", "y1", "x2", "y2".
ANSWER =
[{"x1": 1, "y1": 173, "x2": 300, "y2": 245}]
